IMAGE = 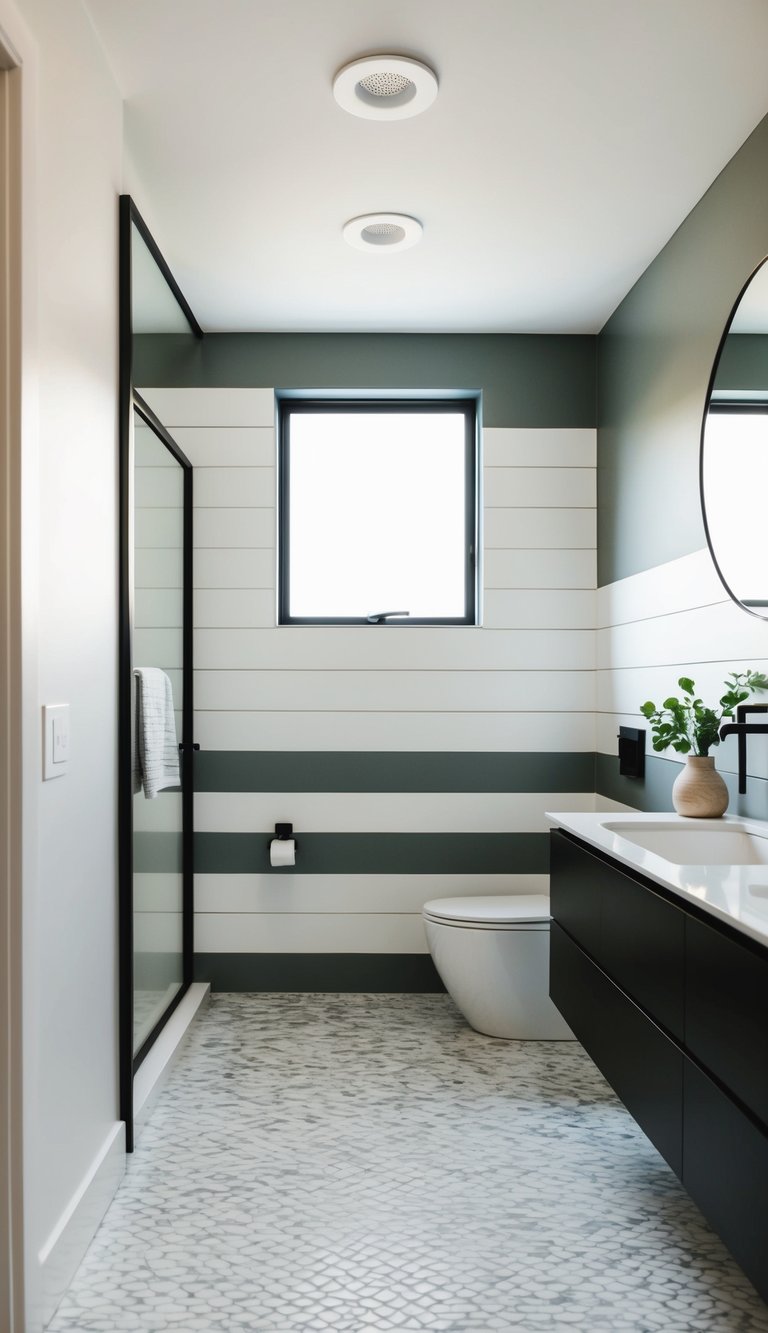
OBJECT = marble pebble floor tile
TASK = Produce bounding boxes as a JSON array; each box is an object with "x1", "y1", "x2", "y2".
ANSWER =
[{"x1": 47, "y1": 993, "x2": 768, "y2": 1333}]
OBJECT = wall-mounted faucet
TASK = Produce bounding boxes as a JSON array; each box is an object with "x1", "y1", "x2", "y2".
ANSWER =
[{"x1": 719, "y1": 703, "x2": 768, "y2": 793}]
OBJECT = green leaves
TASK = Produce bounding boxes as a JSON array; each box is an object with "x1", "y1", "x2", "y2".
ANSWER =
[{"x1": 638, "y1": 670, "x2": 768, "y2": 757}]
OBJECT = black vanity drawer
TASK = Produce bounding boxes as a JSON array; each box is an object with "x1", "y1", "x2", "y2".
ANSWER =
[
  {"x1": 686, "y1": 915, "x2": 768, "y2": 1130},
  {"x1": 550, "y1": 829, "x2": 604, "y2": 958},
  {"x1": 550, "y1": 831, "x2": 685, "y2": 1040},
  {"x1": 683, "y1": 1060, "x2": 768, "y2": 1304},
  {"x1": 551, "y1": 923, "x2": 683, "y2": 1177}
]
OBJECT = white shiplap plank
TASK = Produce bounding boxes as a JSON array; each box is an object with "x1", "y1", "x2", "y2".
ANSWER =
[
  {"x1": 484, "y1": 589, "x2": 595, "y2": 630},
  {"x1": 484, "y1": 468, "x2": 595, "y2": 509},
  {"x1": 194, "y1": 791, "x2": 599, "y2": 835},
  {"x1": 135, "y1": 548, "x2": 183, "y2": 590},
  {"x1": 597, "y1": 602, "x2": 768, "y2": 671},
  {"x1": 597, "y1": 660, "x2": 768, "y2": 718},
  {"x1": 135, "y1": 507, "x2": 183, "y2": 549},
  {"x1": 484, "y1": 508, "x2": 596, "y2": 550},
  {"x1": 193, "y1": 548, "x2": 274, "y2": 590},
  {"x1": 193, "y1": 627, "x2": 596, "y2": 672},
  {"x1": 194, "y1": 467, "x2": 274, "y2": 509},
  {"x1": 134, "y1": 628, "x2": 183, "y2": 670},
  {"x1": 484, "y1": 549, "x2": 596, "y2": 590},
  {"x1": 134, "y1": 912, "x2": 184, "y2": 953},
  {"x1": 194, "y1": 669, "x2": 595, "y2": 713},
  {"x1": 134, "y1": 792, "x2": 183, "y2": 832},
  {"x1": 170, "y1": 427, "x2": 275, "y2": 468},
  {"x1": 194, "y1": 912, "x2": 429, "y2": 954},
  {"x1": 193, "y1": 507, "x2": 274, "y2": 549},
  {"x1": 597, "y1": 549, "x2": 726, "y2": 629},
  {"x1": 193, "y1": 710, "x2": 596, "y2": 752},
  {"x1": 138, "y1": 387, "x2": 274, "y2": 429},
  {"x1": 135, "y1": 588, "x2": 183, "y2": 629},
  {"x1": 483, "y1": 428, "x2": 596, "y2": 468},
  {"x1": 194, "y1": 589, "x2": 275, "y2": 628},
  {"x1": 134, "y1": 874, "x2": 184, "y2": 913},
  {"x1": 135, "y1": 469, "x2": 184, "y2": 508},
  {"x1": 194, "y1": 873, "x2": 550, "y2": 915}
]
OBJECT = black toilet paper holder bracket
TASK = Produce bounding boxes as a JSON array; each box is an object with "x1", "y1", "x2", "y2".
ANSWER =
[{"x1": 274, "y1": 822, "x2": 298, "y2": 849}]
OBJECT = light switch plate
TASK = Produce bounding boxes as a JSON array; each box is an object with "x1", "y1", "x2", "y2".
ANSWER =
[{"x1": 43, "y1": 704, "x2": 70, "y2": 780}]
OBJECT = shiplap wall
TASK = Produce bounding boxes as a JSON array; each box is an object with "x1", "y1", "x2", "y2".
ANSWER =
[
  {"x1": 597, "y1": 549, "x2": 768, "y2": 806},
  {"x1": 140, "y1": 386, "x2": 599, "y2": 977}
]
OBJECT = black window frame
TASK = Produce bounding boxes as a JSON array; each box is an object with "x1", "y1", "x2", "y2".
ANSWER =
[{"x1": 278, "y1": 396, "x2": 479, "y2": 626}]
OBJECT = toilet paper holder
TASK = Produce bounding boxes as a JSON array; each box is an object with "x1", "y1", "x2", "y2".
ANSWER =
[{"x1": 274, "y1": 822, "x2": 297, "y2": 849}]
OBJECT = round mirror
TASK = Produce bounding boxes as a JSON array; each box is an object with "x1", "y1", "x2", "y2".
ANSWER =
[{"x1": 701, "y1": 256, "x2": 768, "y2": 617}]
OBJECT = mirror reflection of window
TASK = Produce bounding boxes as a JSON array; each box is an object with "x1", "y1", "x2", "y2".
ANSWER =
[
  {"x1": 703, "y1": 407, "x2": 768, "y2": 608},
  {"x1": 702, "y1": 254, "x2": 768, "y2": 616}
]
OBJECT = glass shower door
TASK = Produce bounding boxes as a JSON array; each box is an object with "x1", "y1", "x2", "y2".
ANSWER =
[{"x1": 131, "y1": 401, "x2": 192, "y2": 1060}]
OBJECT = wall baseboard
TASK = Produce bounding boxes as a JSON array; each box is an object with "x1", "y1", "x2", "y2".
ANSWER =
[
  {"x1": 37, "y1": 1121, "x2": 125, "y2": 1330},
  {"x1": 133, "y1": 981, "x2": 210, "y2": 1141},
  {"x1": 194, "y1": 953, "x2": 446, "y2": 993}
]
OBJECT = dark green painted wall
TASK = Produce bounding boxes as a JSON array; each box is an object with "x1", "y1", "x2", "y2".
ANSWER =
[
  {"x1": 134, "y1": 332, "x2": 596, "y2": 428},
  {"x1": 597, "y1": 113, "x2": 768, "y2": 585},
  {"x1": 714, "y1": 333, "x2": 768, "y2": 391}
]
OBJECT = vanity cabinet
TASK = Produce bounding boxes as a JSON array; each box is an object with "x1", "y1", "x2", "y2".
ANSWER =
[{"x1": 550, "y1": 828, "x2": 768, "y2": 1303}]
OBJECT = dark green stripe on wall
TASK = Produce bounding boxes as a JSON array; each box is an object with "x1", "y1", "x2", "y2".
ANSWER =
[
  {"x1": 194, "y1": 831, "x2": 547, "y2": 875},
  {"x1": 194, "y1": 750, "x2": 596, "y2": 794},
  {"x1": 133, "y1": 332, "x2": 597, "y2": 428},
  {"x1": 596, "y1": 752, "x2": 768, "y2": 821},
  {"x1": 134, "y1": 832, "x2": 182, "y2": 873},
  {"x1": 194, "y1": 953, "x2": 445, "y2": 993}
]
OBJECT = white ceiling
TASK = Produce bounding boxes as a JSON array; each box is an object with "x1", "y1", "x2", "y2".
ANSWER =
[{"x1": 85, "y1": 0, "x2": 768, "y2": 334}]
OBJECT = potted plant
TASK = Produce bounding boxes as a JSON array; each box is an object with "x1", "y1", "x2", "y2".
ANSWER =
[{"x1": 639, "y1": 670, "x2": 768, "y2": 816}]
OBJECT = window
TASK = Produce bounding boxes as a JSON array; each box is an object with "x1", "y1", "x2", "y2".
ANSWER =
[
  {"x1": 703, "y1": 402, "x2": 768, "y2": 609},
  {"x1": 278, "y1": 398, "x2": 478, "y2": 625}
]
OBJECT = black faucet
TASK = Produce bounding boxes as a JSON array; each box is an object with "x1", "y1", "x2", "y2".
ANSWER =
[{"x1": 718, "y1": 703, "x2": 768, "y2": 794}]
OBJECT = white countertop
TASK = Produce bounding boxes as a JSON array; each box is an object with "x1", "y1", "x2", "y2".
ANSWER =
[{"x1": 546, "y1": 811, "x2": 768, "y2": 950}]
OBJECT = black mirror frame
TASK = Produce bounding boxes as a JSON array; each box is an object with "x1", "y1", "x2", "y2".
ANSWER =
[{"x1": 699, "y1": 253, "x2": 768, "y2": 621}]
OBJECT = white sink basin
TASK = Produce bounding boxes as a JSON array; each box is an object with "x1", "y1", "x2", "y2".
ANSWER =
[{"x1": 603, "y1": 821, "x2": 768, "y2": 866}]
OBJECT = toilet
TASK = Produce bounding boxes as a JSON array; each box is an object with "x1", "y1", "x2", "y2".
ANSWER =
[{"x1": 422, "y1": 895, "x2": 574, "y2": 1040}]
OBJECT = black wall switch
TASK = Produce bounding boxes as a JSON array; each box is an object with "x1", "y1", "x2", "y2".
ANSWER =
[{"x1": 618, "y1": 726, "x2": 646, "y2": 779}]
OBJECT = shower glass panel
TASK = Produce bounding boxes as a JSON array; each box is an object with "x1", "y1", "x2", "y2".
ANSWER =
[{"x1": 132, "y1": 410, "x2": 185, "y2": 1053}]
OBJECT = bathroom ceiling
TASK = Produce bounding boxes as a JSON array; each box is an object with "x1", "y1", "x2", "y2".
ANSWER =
[{"x1": 85, "y1": 0, "x2": 768, "y2": 334}]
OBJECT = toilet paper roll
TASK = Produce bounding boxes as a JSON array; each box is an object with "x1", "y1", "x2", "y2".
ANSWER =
[{"x1": 270, "y1": 837, "x2": 296, "y2": 867}]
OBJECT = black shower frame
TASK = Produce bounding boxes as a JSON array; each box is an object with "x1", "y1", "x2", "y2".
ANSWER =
[{"x1": 118, "y1": 195, "x2": 202, "y2": 1151}]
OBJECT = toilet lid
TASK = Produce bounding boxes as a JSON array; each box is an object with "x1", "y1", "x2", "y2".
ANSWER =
[{"x1": 422, "y1": 894, "x2": 551, "y2": 925}]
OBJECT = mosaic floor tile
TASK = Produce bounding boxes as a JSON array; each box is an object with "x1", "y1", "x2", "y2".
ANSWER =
[{"x1": 47, "y1": 994, "x2": 768, "y2": 1331}]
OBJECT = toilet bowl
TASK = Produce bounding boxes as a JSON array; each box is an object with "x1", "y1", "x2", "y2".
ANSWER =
[{"x1": 422, "y1": 894, "x2": 574, "y2": 1040}]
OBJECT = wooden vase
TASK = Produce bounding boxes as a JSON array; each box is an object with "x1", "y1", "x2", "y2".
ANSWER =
[{"x1": 671, "y1": 755, "x2": 729, "y2": 818}]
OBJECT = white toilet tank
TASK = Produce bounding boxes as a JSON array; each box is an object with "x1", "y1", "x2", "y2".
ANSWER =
[{"x1": 423, "y1": 896, "x2": 574, "y2": 1040}]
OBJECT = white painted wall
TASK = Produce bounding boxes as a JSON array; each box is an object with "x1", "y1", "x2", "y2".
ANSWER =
[
  {"x1": 598, "y1": 549, "x2": 768, "y2": 786},
  {"x1": 5, "y1": 0, "x2": 125, "y2": 1325}
]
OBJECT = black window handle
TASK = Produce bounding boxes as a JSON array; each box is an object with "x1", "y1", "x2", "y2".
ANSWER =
[{"x1": 366, "y1": 610, "x2": 410, "y2": 624}]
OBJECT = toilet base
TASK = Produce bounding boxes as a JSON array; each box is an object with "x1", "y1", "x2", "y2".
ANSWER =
[{"x1": 425, "y1": 919, "x2": 575, "y2": 1040}]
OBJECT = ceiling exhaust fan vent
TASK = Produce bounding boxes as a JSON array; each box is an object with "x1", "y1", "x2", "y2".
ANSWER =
[
  {"x1": 333, "y1": 56, "x2": 438, "y2": 120},
  {"x1": 358, "y1": 71, "x2": 413, "y2": 99},
  {"x1": 343, "y1": 214, "x2": 423, "y2": 253}
]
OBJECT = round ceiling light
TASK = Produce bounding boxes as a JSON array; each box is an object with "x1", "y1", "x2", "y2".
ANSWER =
[
  {"x1": 333, "y1": 55, "x2": 438, "y2": 120},
  {"x1": 343, "y1": 213, "x2": 423, "y2": 253}
]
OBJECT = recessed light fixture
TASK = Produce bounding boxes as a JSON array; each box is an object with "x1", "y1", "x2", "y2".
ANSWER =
[
  {"x1": 343, "y1": 213, "x2": 423, "y2": 253},
  {"x1": 333, "y1": 55, "x2": 438, "y2": 120}
]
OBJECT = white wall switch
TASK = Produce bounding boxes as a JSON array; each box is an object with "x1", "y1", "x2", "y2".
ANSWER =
[{"x1": 43, "y1": 704, "x2": 70, "y2": 780}]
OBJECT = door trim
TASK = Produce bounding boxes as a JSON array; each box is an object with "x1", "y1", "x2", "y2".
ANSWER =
[{"x1": 0, "y1": 44, "x2": 26, "y2": 1333}]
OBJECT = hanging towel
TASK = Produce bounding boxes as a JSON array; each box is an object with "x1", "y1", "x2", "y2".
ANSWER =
[{"x1": 133, "y1": 667, "x2": 180, "y2": 799}]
